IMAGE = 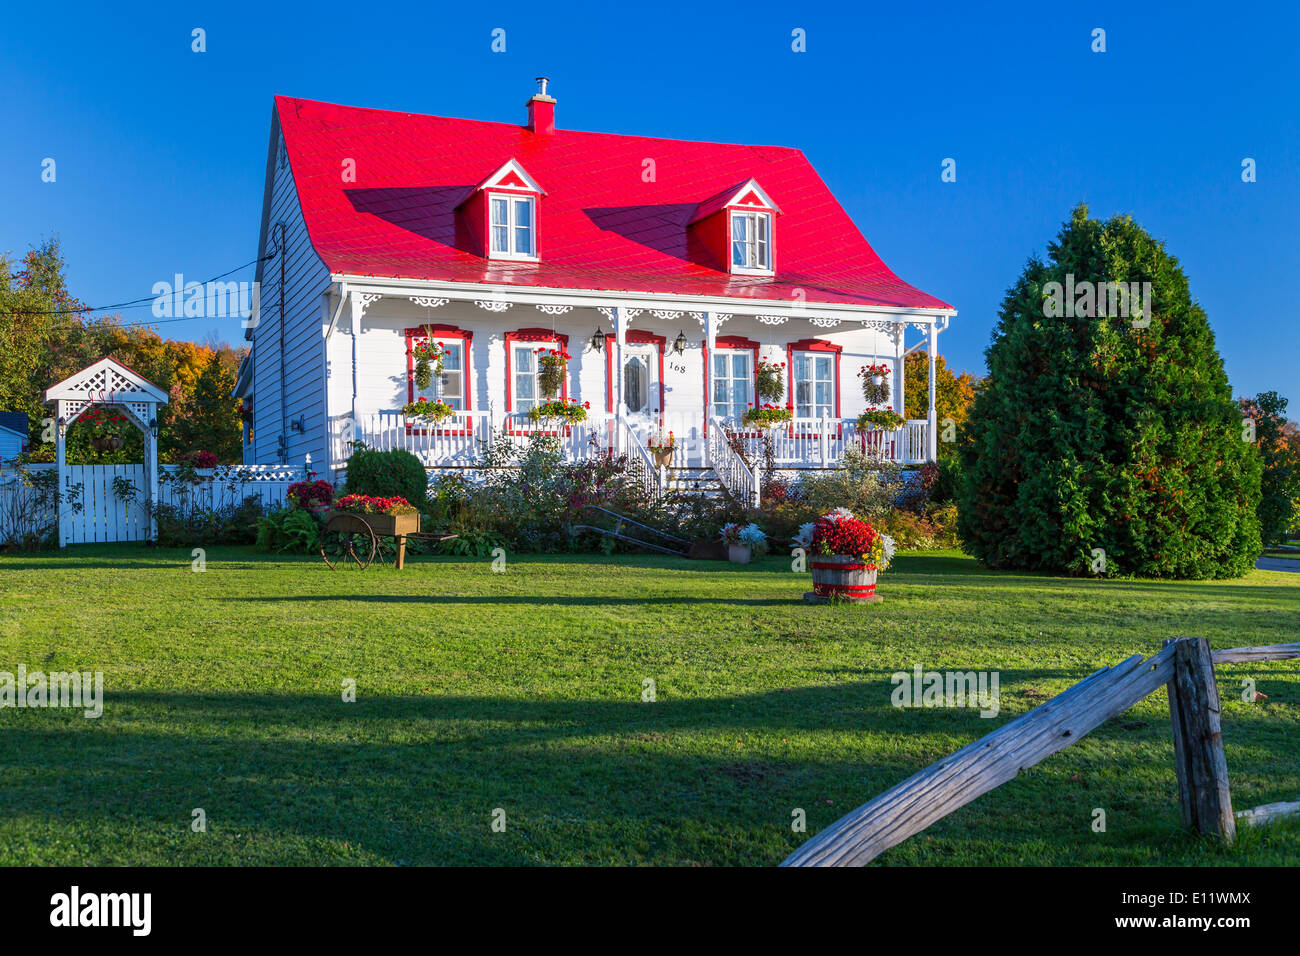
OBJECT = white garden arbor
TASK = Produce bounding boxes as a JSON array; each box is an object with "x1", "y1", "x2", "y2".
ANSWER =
[{"x1": 44, "y1": 357, "x2": 169, "y2": 545}]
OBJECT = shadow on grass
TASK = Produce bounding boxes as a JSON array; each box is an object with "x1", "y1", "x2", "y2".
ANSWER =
[{"x1": 5, "y1": 679, "x2": 1287, "y2": 866}]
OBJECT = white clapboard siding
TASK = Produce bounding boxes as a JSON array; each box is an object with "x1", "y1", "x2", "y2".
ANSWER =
[{"x1": 249, "y1": 124, "x2": 331, "y2": 469}]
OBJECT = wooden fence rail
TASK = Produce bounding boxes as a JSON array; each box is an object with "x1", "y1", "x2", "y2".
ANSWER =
[{"x1": 782, "y1": 638, "x2": 1299, "y2": 867}]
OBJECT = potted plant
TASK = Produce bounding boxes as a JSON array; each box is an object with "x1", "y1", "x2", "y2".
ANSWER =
[
  {"x1": 755, "y1": 360, "x2": 786, "y2": 403},
  {"x1": 720, "y1": 522, "x2": 767, "y2": 564},
  {"x1": 402, "y1": 397, "x2": 457, "y2": 424},
  {"x1": 742, "y1": 403, "x2": 794, "y2": 429},
  {"x1": 535, "y1": 347, "x2": 571, "y2": 399},
  {"x1": 647, "y1": 430, "x2": 675, "y2": 468},
  {"x1": 81, "y1": 406, "x2": 127, "y2": 452},
  {"x1": 795, "y1": 508, "x2": 895, "y2": 603},
  {"x1": 412, "y1": 335, "x2": 446, "y2": 391},
  {"x1": 858, "y1": 363, "x2": 891, "y2": 405},
  {"x1": 528, "y1": 398, "x2": 589, "y2": 425}
]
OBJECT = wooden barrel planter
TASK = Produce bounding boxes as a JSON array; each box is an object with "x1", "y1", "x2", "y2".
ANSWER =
[{"x1": 805, "y1": 555, "x2": 881, "y2": 604}]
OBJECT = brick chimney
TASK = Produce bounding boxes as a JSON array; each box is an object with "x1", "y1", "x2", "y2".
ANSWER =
[{"x1": 527, "y1": 77, "x2": 556, "y2": 134}]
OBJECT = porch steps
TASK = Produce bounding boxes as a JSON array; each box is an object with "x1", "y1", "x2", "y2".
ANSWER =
[{"x1": 663, "y1": 466, "x2": 728, "y2": 499}]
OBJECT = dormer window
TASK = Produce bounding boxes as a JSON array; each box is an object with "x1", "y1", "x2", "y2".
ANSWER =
[
  {"x1": 490, "y1": 194, "x2": 536, "y2": 259},
  {"x1": 731, "y1": 211, "x2": 772, "y2": 273},
  {"x1": 456, "y1": 158, "x2": 545, "y2": 261},
  {"x1": 687, "y1": 177, "x2": 780, "y2": 276}
]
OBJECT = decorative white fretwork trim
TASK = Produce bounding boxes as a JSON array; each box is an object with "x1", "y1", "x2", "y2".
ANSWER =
[
  {"x1": 409, "y1": 296, "x2": 449, "y2": 309},
  {"x1": 755, "y1": 315, "x2": 789, "y2": 326},
  {"x1": 354, "y1": 292, "x2": 382, "y2": 317},
  {"x1": 809, "y1": 317, "x2": 842, "y2": 328},
  {"x1": 535, "y1": 304, "x2": 573, "y2": 316},
  {"x1": 474, "y1": 300, "x2": 513, "y2": 312}
]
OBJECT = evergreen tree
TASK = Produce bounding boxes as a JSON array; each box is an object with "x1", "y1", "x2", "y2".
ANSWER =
[{"x1": 958, "y1": 204, "x2": 1262, "y2": 578}]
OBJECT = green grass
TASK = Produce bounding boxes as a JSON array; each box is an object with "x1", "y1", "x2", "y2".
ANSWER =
[{"x1": 1, "y1": 545, "x2": 1297, "y2": 866}]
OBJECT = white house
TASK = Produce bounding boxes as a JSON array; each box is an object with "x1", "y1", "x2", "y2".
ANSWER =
[{"x1": 236, "y1": 82, "x2": 956, "y2": 501}]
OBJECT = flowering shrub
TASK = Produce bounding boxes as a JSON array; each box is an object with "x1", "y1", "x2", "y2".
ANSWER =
[
  {"x1": 335, "y1": 493, "x2": 418, "y2": 516},
  {"x1": 178, "y1": 450, "x2": 219, "y2": 469},
  {"x1": 857, "y1": 407, "x2": 905, "y2": 431},
  {"x1": 720, "y1": 521, "x2": 768, "y2": 554},
  {"x1": 535, "y1": 347, "x2": 571, "y2": 397},
  {"x1": 756, "y1": 360, "x2": 786, "y2": 402},
  {"x1": 805, "y1": 508, "x2": 895, "y2": 571},
  {"x1": 287, "y1": 479, "x2": 333, "y2": 511},
  {"x1": 742, "y1": 403, "x2": 794, "y2": 428},
  {"x1": 402, "y1": 397, "x2": 456, "y2": 422},
  {"x1": 858, "y1": 362, "x2": 891, "y2": 404},
  {"x1": 528, "y1": 398, "x2": 589, "y2": 424}
]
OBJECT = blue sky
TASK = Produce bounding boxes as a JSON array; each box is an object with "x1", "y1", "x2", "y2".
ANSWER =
[{"x1": 2, "y1": 0, "x2": 1296, "y2": 398}]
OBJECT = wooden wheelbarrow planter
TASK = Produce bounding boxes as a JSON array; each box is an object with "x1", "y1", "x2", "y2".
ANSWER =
[{"x1": 320, "y1": 510, "x2": 455, "y2": 570}]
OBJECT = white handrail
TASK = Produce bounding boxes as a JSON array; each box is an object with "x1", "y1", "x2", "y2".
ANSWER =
[
  {"x1": 707, "y1": 415, "x2": 760, "y2": 508},
  {"x1": 614, "y1": 415, "x2": 661, "y2": 500}
]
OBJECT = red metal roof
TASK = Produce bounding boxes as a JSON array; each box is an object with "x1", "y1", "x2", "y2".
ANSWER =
[{"x1": 274, "y1": 95, "x2": 953, "y2": 311}]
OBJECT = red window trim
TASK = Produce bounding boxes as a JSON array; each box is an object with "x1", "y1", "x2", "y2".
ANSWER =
[
  {"x1": 404, "y1": 324, "x2": 474, "y2": 436},
  {"x1": 505, "y1": 328, "x2": 571, "y2": 433},
  {"x1": 605, "y1": 331, "x2": 665, "y2": 427},
  {"x1": 786, "y1": 338, "x2": 842, "y2": 437}
]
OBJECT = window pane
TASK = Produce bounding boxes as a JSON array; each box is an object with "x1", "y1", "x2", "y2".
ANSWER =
[
  {"x1": 515, "y1": 347, "x2": 534, "y2": 373},
  {"x1": 514, "y1": 198, "x2": 532, "y2": 228},
  {"x1": 491, "y1": 198, "x2": 508, "y2": 225},
  {"x1": 440, "y1": 371, "x2": 463, "y2": 409},
  {"x1": 442, "y1": 343, "x2": 461, "y2": 371},
  {"x1": 624, "y1": 358, "x2": 645, "y2": 412},
  {"x1": 493, "y1": 226, "x2": 508, "y2": 253},
  {"x1": 713, "y1": 354, "x2": 727, "y2": 377},
  {"x1": 514, "y1": 226, "x2": 532, "y2": 256},
  {"x1": 815, "y1": 355, "x2": 831, "y2": 378}
]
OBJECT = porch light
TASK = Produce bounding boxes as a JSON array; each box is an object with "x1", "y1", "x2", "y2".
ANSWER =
[
  {"x1": 148, "y1": 417, "x2": 158, "y2": 436},
  {"x1": 590, "y1": 329, "x2": 605, "y2": 352},
  {"x1": 673, "y1": 330, "x2": 688, "y2": 355}
]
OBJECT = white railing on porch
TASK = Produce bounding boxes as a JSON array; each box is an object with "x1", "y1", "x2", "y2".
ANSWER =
[
  {"x1": 614, "y1": 416, "x2": 662, "y2": 501},
  {"x1": 708, "y1": 414, "x2": 761, "y2": 507},
  {"x1": 347, "y1": 413, "x2": 929, "y2": 475},
  {"x1": 734, "y1": 418, "x2": 930, "y2": 467}
]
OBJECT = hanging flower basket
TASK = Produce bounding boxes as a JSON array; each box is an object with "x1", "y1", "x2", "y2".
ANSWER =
[
  {"x1": 412, "y1": 338, "x2": 446, "y2": 391},
  {"x1": 856, "y1": 407, "x2": 905, "y2": 431},
  {"x1": 858, "y1": 363, "x2": 891, "y2": 405},
  {"x1": 755, "y1": 360, "x2": 786, "y2": 403},
  {"x1": 536, "y1": 348, "x2": 571, "y2": 398}
]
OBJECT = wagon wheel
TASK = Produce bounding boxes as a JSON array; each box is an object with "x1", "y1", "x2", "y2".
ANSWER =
[
  {"x1": 373, "y1": 534, "x2": 398, "y2": 566},
  {"x1": 320, "y1": 517, "x2": 379, "y2": 570}
]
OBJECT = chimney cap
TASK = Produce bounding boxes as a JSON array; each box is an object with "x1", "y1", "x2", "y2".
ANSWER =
[{"x1": 530, "y1": 76, "x2": 556, "y2": 103}]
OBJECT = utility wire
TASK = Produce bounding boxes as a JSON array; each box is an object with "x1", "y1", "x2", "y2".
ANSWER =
[{"x1": 0, "y1": 252, "x2": 276, "y2": 321}]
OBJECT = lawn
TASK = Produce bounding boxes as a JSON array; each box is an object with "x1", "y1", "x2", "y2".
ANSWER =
[{"x1": 1, "y1": 545, "x2": 1297, "y2": 866}]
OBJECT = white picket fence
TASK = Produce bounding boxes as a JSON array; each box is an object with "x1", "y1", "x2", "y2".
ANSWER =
[{"x1": 0, "y1": 460, "x2": 306, "y2": 546}]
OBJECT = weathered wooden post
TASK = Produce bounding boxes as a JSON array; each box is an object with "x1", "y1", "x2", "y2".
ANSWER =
[{"x1": 1164, "y1": 637, "x2": 1235, "y2": 843}]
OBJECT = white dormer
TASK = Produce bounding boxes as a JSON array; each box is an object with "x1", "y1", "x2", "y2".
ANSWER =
[
  {"x1": 688, "y1": 178, "x2": 782, "y2": 276},
  {"x1": 473, "y1": 159, "x2": 545, "y2": 261}
]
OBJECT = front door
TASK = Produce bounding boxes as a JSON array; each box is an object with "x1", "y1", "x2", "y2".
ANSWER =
[{"x1": 620, "y1": 344, "x2": 660, "y2": 432}]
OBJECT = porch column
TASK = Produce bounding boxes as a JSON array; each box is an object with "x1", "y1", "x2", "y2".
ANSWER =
[
  {"x1": 926, "y1": 322, "x2": 939, "y2": 461},
  {"x1": 704, "y1": 312, "x2": 716, "y2": 464},
  {"x1": 893, "y1": 323, "x2": 906, "y2": 419},
  {"x1": 613, "y1": 307, "x2": 626, "y2": 453}
]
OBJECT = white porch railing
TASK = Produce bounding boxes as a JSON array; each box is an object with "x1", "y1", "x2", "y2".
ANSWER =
[
  {"x1": 708, "y1": 414, "x2": 761, "y2": 507},
  {"x1": 614, "y1": 416, "x2": 663, "y2": 501},
  {"x1": 733, "y1": 418, "x2": 930, "y2": 467},
  {"x1": 348, "y1": 412, "x2": 929, "y2": 475}
]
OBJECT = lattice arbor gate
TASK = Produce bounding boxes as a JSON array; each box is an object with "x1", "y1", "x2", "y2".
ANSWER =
[{"x1": 43, "y1": 357, "x2": 169, "y2": 546}]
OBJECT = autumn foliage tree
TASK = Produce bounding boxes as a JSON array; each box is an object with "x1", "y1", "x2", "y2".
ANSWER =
[
  {"x1": 1, "y1": 239, "x2": 247, "y2": 464},
  {"x1": 1240, "y1": 391, "x2": 1298, "y2": 546},
  {"x1": 957, "y1": 205, "x2": 1262, "y2": 578},
  {"x1": 904, "y1": 351, "x2": 979, "y2": 456}
]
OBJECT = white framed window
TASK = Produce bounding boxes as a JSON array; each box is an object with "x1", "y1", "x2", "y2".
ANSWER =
[
  {"x1": 730, "y1": 211, "x2": 772, "y2": 273},
  {"x1": 712, "y1": 351, "x2": 753, "y2": 419},
  {"x1": 512, "y1": 344, "x2": 543, "y2": 413},
  {"x1": 490, "y1": 193, "x2": 537, "y2": 259},
  {"x1": 415, "y1": 341, "x2": 465, "y2": 410},
  {"x1": 793, "y1": 351, "x2": 835, "y2": 419}
]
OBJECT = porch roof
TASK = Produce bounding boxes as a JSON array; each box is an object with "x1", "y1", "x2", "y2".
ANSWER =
[{"x1": 274, "y1": 96, "x2": 954, "y2": 313}]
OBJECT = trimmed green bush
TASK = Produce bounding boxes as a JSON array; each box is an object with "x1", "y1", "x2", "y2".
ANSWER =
[
  {"x1": 343, "y1": 448, "x2": 429, "y2": 507},
  {"x1": 957, "y1": 204, "x2": 1262, "y2": 578}
]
